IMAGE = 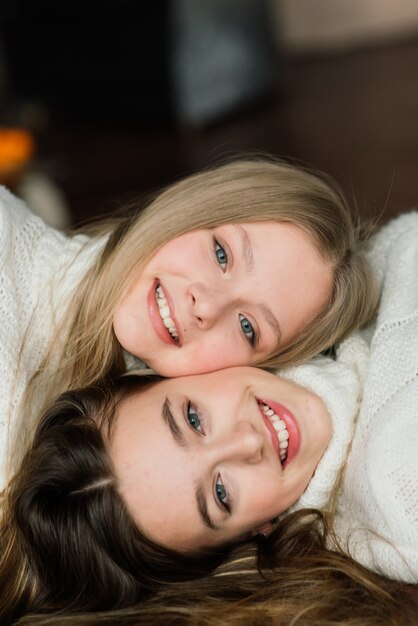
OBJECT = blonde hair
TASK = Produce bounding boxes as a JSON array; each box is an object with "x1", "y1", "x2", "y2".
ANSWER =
[{"x1": 25, "y1": 156, "x2": 379, "y2": 418}]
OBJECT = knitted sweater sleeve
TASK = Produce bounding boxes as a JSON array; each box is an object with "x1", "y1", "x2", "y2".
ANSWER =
[
  {"x1": 0, "y1": 187, "x2": 91, "y2": 488},
  {"x1": 335, "y1": 211, "x2": 418, "y2": 583},
  {"x1": 280, "y1": 333, "x2": 367, "y2": 513},
  {"x1": 0, "y1": 187, "x2": 50, "y2": 434}
]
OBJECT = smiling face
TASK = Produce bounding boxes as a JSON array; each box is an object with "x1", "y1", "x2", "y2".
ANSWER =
[
  {"x1": 112, "y1": 222, "x2": 334, "y2": 376},
  {"x1": 108, "y1": 367, "x2": 332, "y2": 551}
]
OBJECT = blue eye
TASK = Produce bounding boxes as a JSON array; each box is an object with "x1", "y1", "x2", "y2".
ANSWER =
[
  {"x1": 239, "y1": 314, "x2": 256, "y2": 346},
  {"x1": 215, "y1": 475, "x2": 230, "y2": 512},
  {"x1": 187, "y1": 402, "x2": 204, "y2": 434},
  {"x1": 214, "y1": 239, "x2": 228, "y2": 271}
]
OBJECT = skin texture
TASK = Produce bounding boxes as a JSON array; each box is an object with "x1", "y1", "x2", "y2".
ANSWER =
[
  {"x1": 109, "y1": 366, "x2": 332, "y2": 551},
  {"x1": 112, "y1": 222, "x2": 334, "y2": 376}
]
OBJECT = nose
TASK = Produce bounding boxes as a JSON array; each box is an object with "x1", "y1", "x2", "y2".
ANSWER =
[
  {"x1": 209, "y1": 422, "x2": 264, "y2": 465},
  {"x1": 188, "y1": 283, "x2": 229, "y2": 329}
]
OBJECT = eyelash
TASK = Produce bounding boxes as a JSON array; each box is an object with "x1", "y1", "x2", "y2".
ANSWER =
[
  {"x1": 239, "y1": 314, "x2": 257, "y2": 347},
  {"x1": 185, "y1": 400, "x2": 232, "y2": 514},
  {"x1": 213, "y1": 238, "x2": 228, "y2": 272},
  {"x1": 215, "y1": 474, "x2": 231, "y2": 513},
  {"x1": 185, "y1": 401, "x2": 205, "y2": 435},
  {"x1": 213, "y1": 237, "x2": 258, "y2": 348}
]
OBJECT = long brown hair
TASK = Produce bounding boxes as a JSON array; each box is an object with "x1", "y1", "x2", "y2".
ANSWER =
[
  {"x1": 2, "y1": 377, "x2": 417, "y2": 626},
  {"x1": 2, "y1": 378, "x2": 417, "y2": 626},
  {"x1": 0, "y1": 375, "x2": 231, "y2": 626},
  {"x1": 9, "y1": 511, "x2": 418, "y2": 625},
  {"x1": 23, "y1": 156, "x2": 379, "y2": 425}
]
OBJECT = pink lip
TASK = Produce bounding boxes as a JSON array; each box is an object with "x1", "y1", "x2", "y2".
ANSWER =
[
  {"x1": 257, "y1": 398, "x2": 301, "y2": 468},
  {"x1": 147, "y1": 279, "x2": 181, "y2": 347}
]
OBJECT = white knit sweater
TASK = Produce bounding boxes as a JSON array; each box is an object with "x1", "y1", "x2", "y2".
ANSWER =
[
  {"x1": 284, "y1": 212, "x2": 418, "y2": 582},
  {"x1": 0, "y1": 187, "x2": 102, "y2": 488},
  {"x1": 2, "y1": 187, "x2": 417, "y2": 580}
]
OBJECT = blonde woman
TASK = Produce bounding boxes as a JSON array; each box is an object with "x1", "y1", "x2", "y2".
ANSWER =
[{"x1": 0, "y1": 156, "x2": 378, "y2": 484}]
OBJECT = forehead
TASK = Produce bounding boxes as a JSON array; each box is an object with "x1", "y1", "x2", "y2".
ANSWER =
[
  {"x1": 107, "y1": 369, "x2": 261, "y2": 549},
  {"x1": 232, "y1": 223, "x2": 333, "y2": 336},
  {"x1": 108, "y1": 383, "x2": 212, "y2": 548},
  {"x1": 207, "y1": 221, "x2": 324, "y2": 267}
]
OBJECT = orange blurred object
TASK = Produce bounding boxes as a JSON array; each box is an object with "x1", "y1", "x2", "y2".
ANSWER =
[{"x1": 0, "y1": 128, "x2": 35, "y2": 185}]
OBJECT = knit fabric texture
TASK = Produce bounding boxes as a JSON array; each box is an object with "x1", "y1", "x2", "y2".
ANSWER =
[
  {"x1": 283, "y1": 212, "x2": 418, "y2": 582},
  {"x1": 335, "y1": 212, "x2": 418, "y2": 582},
  {"x1": 0, "y1": 187, "x2": 100, "y2": 488},
  {"x1": 280, "y1": 333, "x2": 366, "y2": 513}
]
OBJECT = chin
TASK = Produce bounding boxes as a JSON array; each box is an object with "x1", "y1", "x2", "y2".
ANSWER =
[{"x1": 149, "y1": 361, "x2": 176, "y2": 377}]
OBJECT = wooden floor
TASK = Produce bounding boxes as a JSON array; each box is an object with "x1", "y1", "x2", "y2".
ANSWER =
[{"x1": 37, "y1": 35, "x2": 418, "y2": 227}]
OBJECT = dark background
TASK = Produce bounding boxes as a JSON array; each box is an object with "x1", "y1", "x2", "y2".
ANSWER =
[{"x1": 1, "y1": 1, "x2": 417, "y2": 227}]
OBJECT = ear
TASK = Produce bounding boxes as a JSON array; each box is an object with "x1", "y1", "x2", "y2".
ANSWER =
[{"x1": 251, "y1": 522, "x2": 273, "y2": 538}]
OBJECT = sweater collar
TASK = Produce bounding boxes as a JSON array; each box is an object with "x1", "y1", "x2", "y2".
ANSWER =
[{"x1": 279, "y1": 335, "x2": 368, "y2": 513}]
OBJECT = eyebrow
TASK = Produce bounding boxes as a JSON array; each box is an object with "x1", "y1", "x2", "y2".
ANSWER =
[
  {"x1": 196, "y1": 481, "x2": 219, "y2": 531},
  {"x1": 162, "y1": 399, "x2": 220, "y2": 533},
  {"x1": 162, "y1": 397, "x2": 187, "y2": 447},
  {"x1": 235, "y1": 225, "x2": 282, "y2": 346},
  {"x1": 235, "y1": 224, "x2": 254, "y2": 272},
  {"x1": 260, "y1": 304, "x2": 282, "y2": 346}
]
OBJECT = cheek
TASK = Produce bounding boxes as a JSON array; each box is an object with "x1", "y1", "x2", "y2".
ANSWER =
[
  {"x1": 155, "y1": 349, "x2": 237, "y2": 377},
  {"x1": 125, "y1": 463, "x2": 192, "y2": 540},
  {"x1": 186, "y1": 334, "x2": 247, "y2": 372},
  {"x1": 112, "y1": 307, "x2": 128, "y2": 347},
  {"x1": 149, "y1": 331, "x2": 249, "y2": 377},
  {"x1": 113, "y1": 280, "x2": 143, "y2": 330},
  {"x1": 112, "y1": 301, "x2": 142, "y2": 353},
  {"x1": 148, "y1": 235, "x2": 201, "y2": 272},
  {"x1": 243, "y1": 471, "x2": 282, "y2": 518}
]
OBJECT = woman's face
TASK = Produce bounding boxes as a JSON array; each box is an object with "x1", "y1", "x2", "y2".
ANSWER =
[
  {"x1": 109, "y1": 367, "x2": 332, "y2": 551},
  {"x1": 113, "y1": 222, "x2": 334, "y2": 376}
]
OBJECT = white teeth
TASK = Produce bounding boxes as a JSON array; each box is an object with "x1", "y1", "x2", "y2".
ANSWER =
[
  {"x1": 159, "y1": 305, "x2": 170, "y2": 318},
  {"x1": 278, "y1": 430, "x2": 289, "y2": 442},
  {"x1": 163, "y1": 316, "x2": 174, "y2": 328},
  {"x1": 261, "y1": 403, "x2": 289, "y2": 464},
  {"x1": 156, "y1": 285, "x2": 179, "y2": 341}
]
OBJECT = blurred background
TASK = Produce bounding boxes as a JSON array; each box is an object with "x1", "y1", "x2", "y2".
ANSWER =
[{"x1": 0, "y1": 0, "x2": 417, "y2": 228}]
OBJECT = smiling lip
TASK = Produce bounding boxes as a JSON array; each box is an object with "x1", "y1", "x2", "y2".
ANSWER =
[
  {"x1": 147, "y1": 279, "x2": 181, "y2": 346},
  {"x1": 258, "y1": 403, "x2": 282, "y2": 463},
  {"x1": 258, "y1": 398, "x2": 301, "y2": 468}
]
